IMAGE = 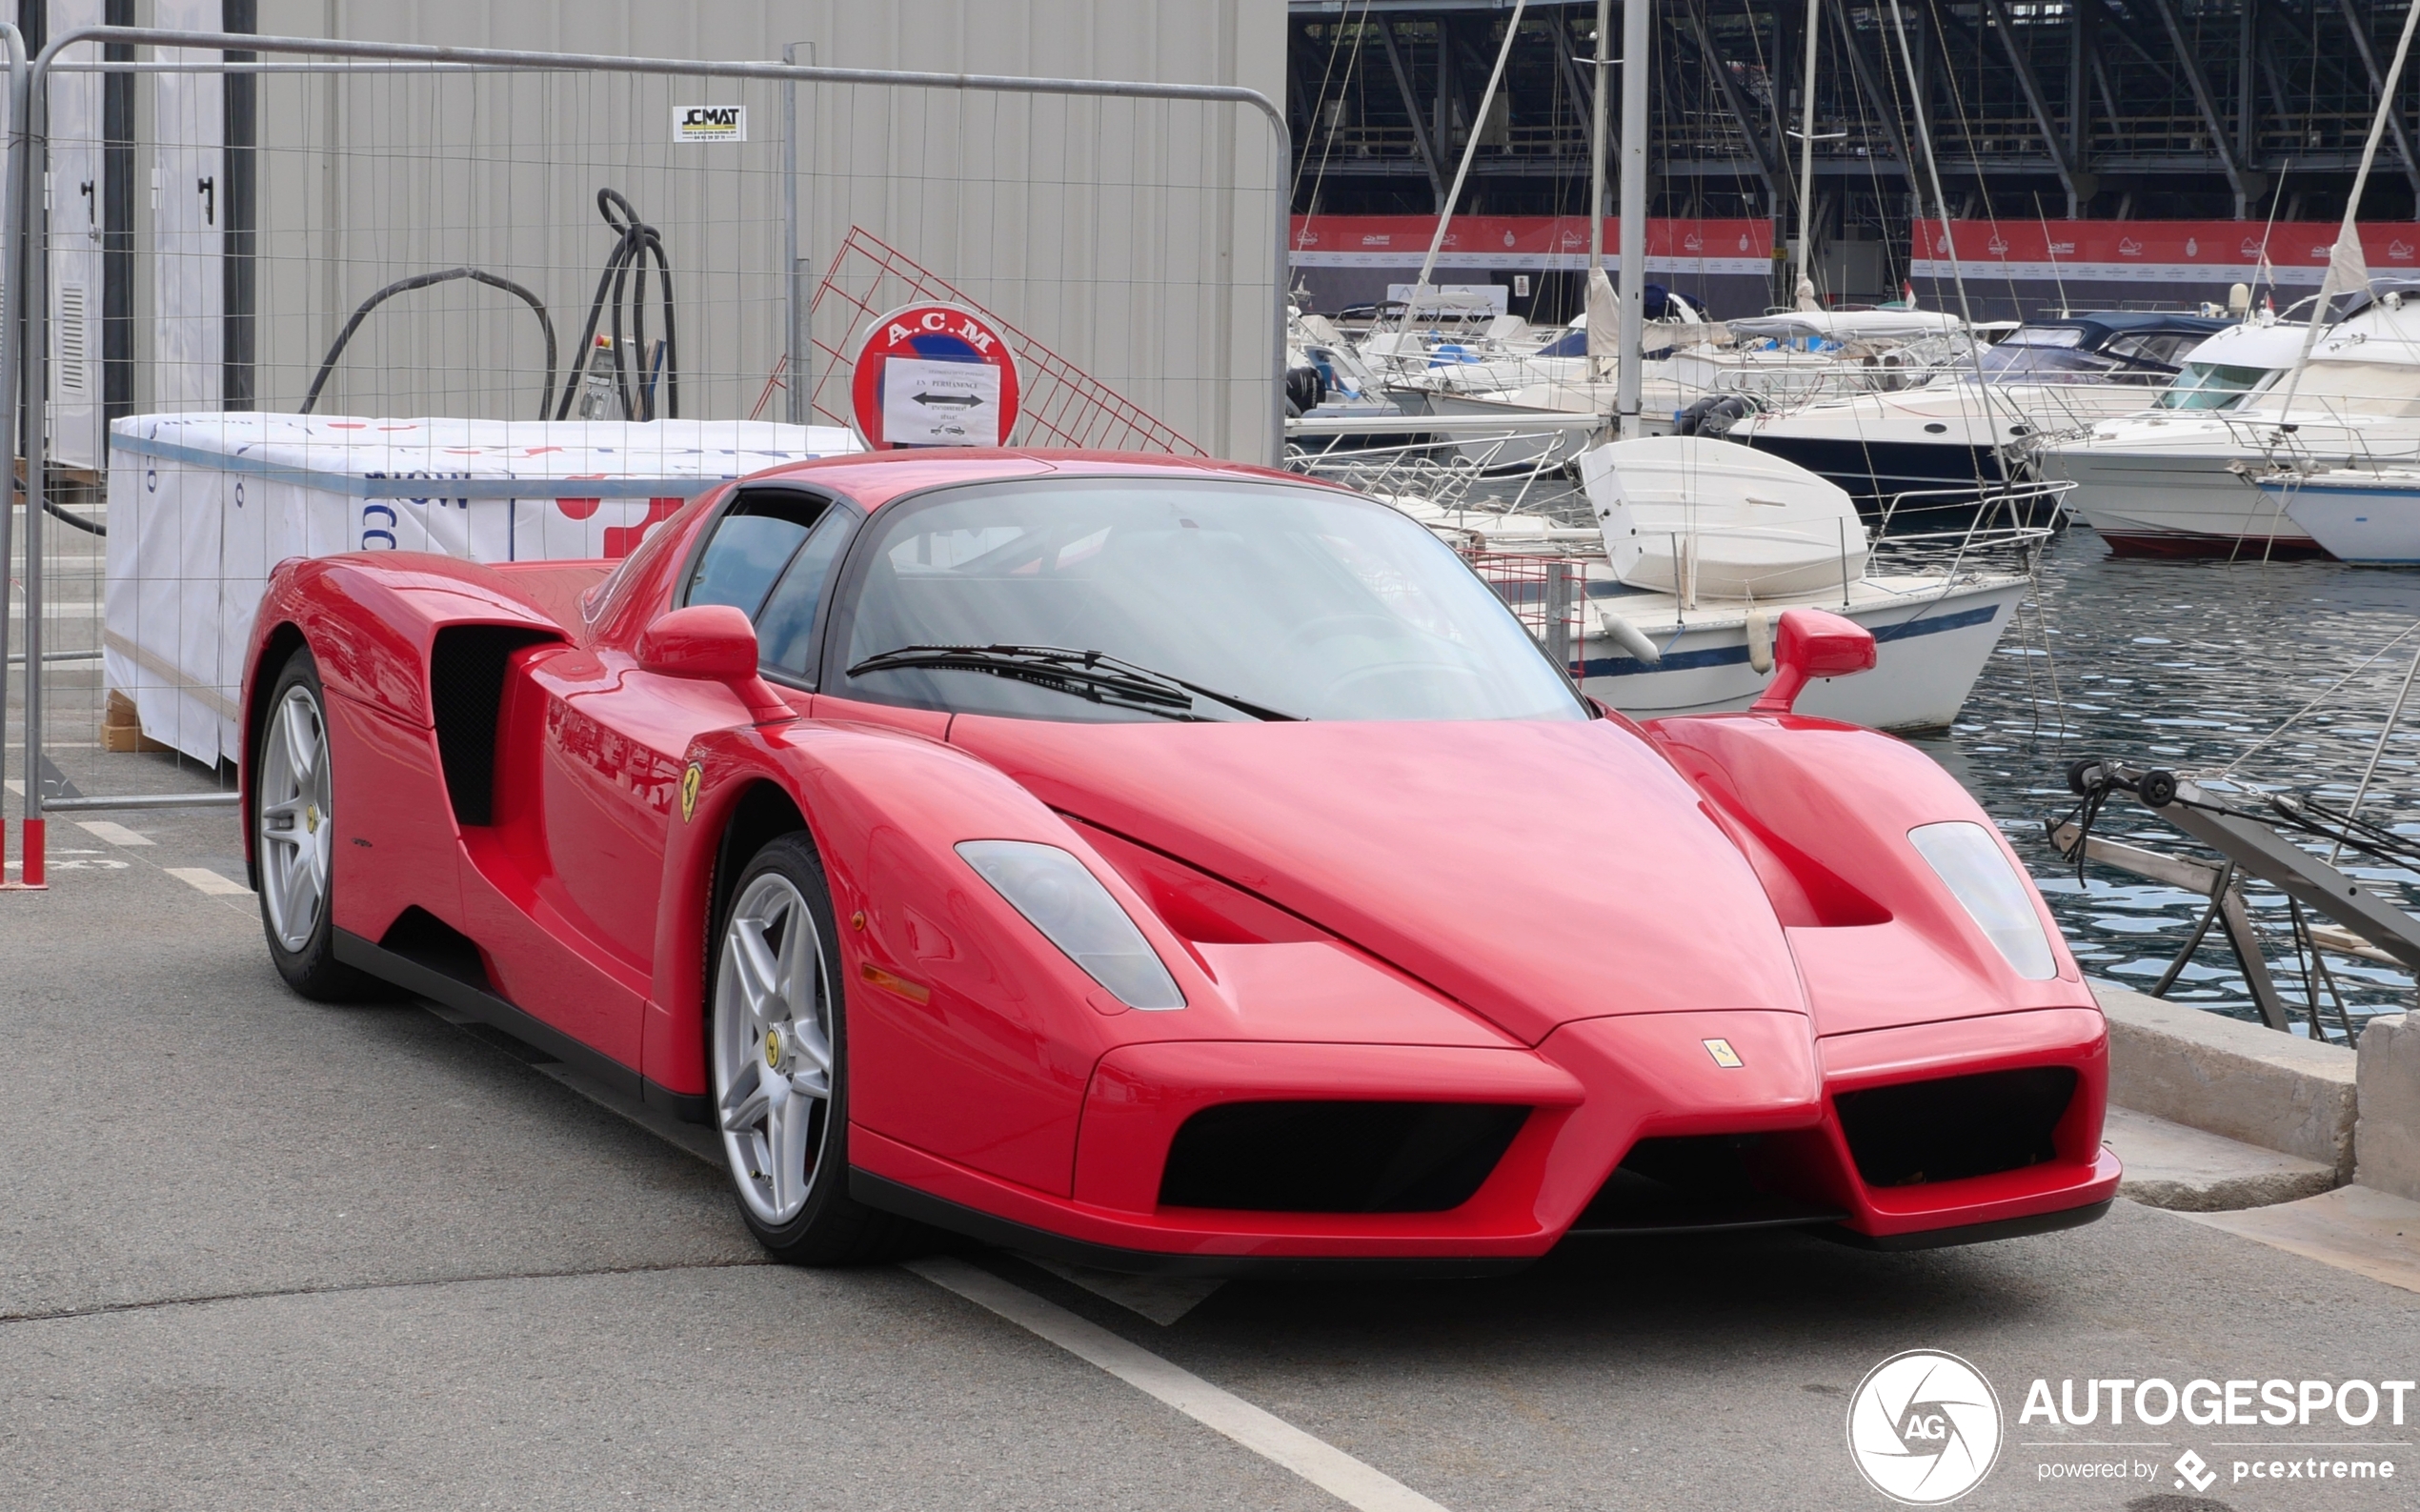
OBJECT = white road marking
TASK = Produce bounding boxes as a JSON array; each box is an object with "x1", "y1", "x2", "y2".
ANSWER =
[
  {"x1": 74, "y1": 819, "x2": 153, "y2": 846},
  {"x1": 1024, "y1": 1255, "x2": 1224, "y2": 1325},
  {"x1": 165, "y1": 867, "x2": 252, "y2": 897},
  {"x1": 906, "y1": 1256, "x2": 1449, "y2": 1512}
]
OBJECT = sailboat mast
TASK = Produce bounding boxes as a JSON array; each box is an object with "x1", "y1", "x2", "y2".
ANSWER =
[
  {"x1": 1590, "y1": 0, "x2": 1611, "y2": 272},
  {"x1": 1617, "y1": 0, "x2": 1648, "y2": 437},
  {"x1": 1794, "y1": 0, "x2": 1820, "y2": 298},
  {"x1": 2273, "y1": 0, "x2": 2420, "y2": 422},
  {"x1": 1882, "y1": 0, "x2": 1977, "y2": 334},
  {"x1": 1411, "y1": 0, "x2": 1530, "y2": 309}
]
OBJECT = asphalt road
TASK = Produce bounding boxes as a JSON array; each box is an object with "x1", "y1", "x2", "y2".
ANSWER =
[{"x1": 4, "y1": 750, "x2": 2418, "y2": 1512}]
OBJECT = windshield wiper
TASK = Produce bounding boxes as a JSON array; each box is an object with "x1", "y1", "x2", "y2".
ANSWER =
[{"x1": 846, "y1": 643, "x2": 1301, "y2": 722}]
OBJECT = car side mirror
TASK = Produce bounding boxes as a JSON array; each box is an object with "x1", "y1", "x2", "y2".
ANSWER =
[
  {"x1": 636, "y1": 605, "x2": 795, "y2": 724},
  {"x1": 1748, "y1": 607, "x2": 1877, "y2": 716}
]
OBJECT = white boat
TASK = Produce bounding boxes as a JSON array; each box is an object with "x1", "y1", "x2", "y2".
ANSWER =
[
  {"x1": 1724, "y1": 312, "x2": 2227, "y2": 515},
  {"x1": 1395, "y1": 437, "x2": 2044, "y2": 731},
  {"x1": 2260, "y1": 464, "x2": 2420, "y2": 563},
  {"x1": 1573, "y1": 572, "x2": 2031, "y2": 729},
  {"x1": 2029, "y1": 315, "x2": 2403, "y2": 555},
  {"x1": 1394, "y1": 318, "x2": 1979, "y2": 465}
]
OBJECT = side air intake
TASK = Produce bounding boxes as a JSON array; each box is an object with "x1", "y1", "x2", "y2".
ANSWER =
[
  {"x1": 1158, "y1": 1100, "x2": 1527, "y2": 1213},
  {"x1": 429, "y1": 625, "x2": 555, "y2": 825}
]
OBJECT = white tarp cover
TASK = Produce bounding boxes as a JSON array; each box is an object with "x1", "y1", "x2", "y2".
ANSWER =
[
  {"x1": 104, "y1": 413, "x2": 861, "y2": 766},
  {"x1": 1724, "y1": 310, "x2": 1966, "y2": 343}
]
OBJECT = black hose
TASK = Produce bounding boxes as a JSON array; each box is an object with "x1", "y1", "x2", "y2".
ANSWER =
[
  {"x1": 42, "y1": 497, "x2": 106, "y2": 535},
  {"x1": 301, "y1": 267, "x2": 557, "y2": 419},
  {"x1": 555, "y1": 189, "x2": 678, "y2": 422}
]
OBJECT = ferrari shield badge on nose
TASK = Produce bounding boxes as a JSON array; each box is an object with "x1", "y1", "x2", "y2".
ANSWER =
[
  {"x1": 680, "y1": 761, "x2": 702, "y2": 823},
  {"x1": 1703, "y1": 1038, "x2": 1744, "y2": 1068}
]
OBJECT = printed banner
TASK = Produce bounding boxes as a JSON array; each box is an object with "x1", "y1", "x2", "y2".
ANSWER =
[
  {"x1": 1288, "y1": 215, "x2": 1774, "y2": 276},
  {"x1": 1910, "y1": 219, "x2": 2420, "y2": 286}
]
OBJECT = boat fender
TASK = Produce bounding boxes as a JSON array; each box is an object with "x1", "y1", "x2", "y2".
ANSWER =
[
  {"x1": 1745, "y1": 609, "x2": 1773, "y2": 674},
  {"x1": 1597, "y1": 608, "x2": 1663, "y2": 666}
]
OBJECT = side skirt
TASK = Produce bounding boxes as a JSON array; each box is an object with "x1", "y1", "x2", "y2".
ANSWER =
[
  {"x1": 333, "y1": 928, "x2": 711, "y2": 1124},
  {"x1": 849, "y1": 1169, "x2": 1536, "y2": 1280}
]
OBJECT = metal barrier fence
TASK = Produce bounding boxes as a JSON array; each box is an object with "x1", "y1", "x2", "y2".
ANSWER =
[{"x1": 1, "y1": 27, "x2": 1285, "y2": 888}]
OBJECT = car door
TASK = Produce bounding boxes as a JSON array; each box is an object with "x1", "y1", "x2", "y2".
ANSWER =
[
  {"x1": 535, "y1": 488, "x2": 855, "y2": 977},
  {"x1": 456, "y1": 488, "x2": 855, "y2": 1066}
]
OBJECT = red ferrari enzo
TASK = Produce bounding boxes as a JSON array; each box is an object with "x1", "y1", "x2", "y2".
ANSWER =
[{"x1": 241, "y1": 450, "x2": 2118, "y2": 1272}]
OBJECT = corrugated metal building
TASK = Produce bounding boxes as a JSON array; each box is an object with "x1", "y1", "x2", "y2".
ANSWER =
[{"x1": 34, "y1": 0, "x2": 1286, "y2": 467}]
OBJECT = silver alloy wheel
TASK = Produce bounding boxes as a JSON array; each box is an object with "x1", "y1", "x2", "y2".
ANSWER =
[
  {"x1": 713, "y1": 872, "x2": 836, "y2": 1225},
  {"x1": 257, "y1": 683, "x2": 334, "y2": 954}
]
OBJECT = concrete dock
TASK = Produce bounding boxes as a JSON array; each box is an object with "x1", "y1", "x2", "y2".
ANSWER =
[{"x1": 5, "y1": 776, "x2": 2418, "y2": 1511}]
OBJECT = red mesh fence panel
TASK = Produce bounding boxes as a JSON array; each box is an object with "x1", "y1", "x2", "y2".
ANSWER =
[{"x1": 800, "y1": 227, "x2": 1205, "y2": 456}]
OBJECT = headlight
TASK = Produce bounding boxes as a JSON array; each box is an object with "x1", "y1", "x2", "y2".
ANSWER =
[
  {"x1": 956, "y1": 840, "x2": 1186, "y2": 1010},
  {"x1": 1907, "y1": 821, "x2": 2059, "y2": 980}
]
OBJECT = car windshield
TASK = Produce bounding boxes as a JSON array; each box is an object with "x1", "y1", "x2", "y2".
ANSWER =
[
  {"x1": 831, "y1": 477, "x2": 1585, "y2": 723},
  {"x1": 2155, "y1": 361, "x2": 2277, "y2": 410}
]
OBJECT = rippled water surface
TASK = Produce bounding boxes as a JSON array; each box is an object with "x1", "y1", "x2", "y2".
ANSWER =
[{"x1": 1904, "y1": 529, "x2": 2420, "y2": 1038}]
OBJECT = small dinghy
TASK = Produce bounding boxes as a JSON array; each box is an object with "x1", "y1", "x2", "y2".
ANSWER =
[{"x1": 1580, "y1": 434, "x2": 1869, "y2": 599}]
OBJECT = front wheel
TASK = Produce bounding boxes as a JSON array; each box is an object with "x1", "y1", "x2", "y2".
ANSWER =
[
  {"x1": 712, "y1": 832, "x2": 908, "y2": 1264},
  {"x1": 254, "y1": 646, "x2": 380, "y2": 1000}
]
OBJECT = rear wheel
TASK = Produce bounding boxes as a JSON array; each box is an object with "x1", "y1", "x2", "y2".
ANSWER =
[
  {"x1": 254, "y1": 648, "x2": 381, "y2": 999},
  {"x1": 712, "y1": 832, "x2": 908, "y2": 1264}
]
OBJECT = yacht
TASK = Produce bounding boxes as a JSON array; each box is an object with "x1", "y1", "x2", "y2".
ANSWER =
[
  {"x1": 1397, "y1": 307, "x2": 1979, "y2": 464},
  {"x1": 1724, "y1": 312, "x2": 2226, "y2": 518},
  {"x1": 2037, "y1": 302, "x2": 2420, "y2": 555},
  {"x1": 2257, "y1": 461, "x2": 2420, "y2": 563}
]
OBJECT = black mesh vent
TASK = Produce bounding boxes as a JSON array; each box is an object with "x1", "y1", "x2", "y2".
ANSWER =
[
  {"x1": 429, "y1": 626, "x2": 554, "y2": 825},
  {"x1": 1158, "y1": 1100, "x2": 1527, "y2": 1213},
  {"x1": 1568, "y1": 1135, "x2": 1845, "y2": 1234},
  {"x1": 1835, "y1": 1066, "x2": 2079, "y2": 1188}
]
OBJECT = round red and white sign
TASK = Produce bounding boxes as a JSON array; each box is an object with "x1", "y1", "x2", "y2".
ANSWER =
[{"x1": 847, "y1": 303, "x2": 1022, "y2": 450}]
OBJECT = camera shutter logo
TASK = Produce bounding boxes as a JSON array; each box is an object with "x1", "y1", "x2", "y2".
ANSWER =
[{"x1": 1846, "y1": 1350, "x2": 2003, "y2": 1504}]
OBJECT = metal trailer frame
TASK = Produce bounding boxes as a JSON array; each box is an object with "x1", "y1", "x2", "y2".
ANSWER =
[
  {"x1": 3, "y1": 26, "x2": 1288, "y2": 888},
  {"x1": 2059, "y1": 761, "x2": 2420, "y2": 1038}
]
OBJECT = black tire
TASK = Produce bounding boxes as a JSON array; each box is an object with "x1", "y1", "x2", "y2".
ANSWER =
[
  {"x1": 711, "y1": 831, "x2": 912, "y2": 1265},
  {"x1": 253, "y1": 645, "x2": 383, "y2": 1001}
]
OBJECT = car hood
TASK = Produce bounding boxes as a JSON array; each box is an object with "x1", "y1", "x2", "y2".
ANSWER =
[{"x1": 946, "y1": 716, "x2": 1806, "y2": 1044}]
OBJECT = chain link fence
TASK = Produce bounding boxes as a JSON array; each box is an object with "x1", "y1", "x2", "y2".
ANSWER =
[{"x1": 2, "y1": 26, "x2": 1284, "y2": 884}]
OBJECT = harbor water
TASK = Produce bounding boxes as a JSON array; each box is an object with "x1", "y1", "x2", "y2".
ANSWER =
[
  {"x1": 1455, "y1": 473, "x2": 2420, "y2": 1038},
  {"x1": 1908, "y1": 528, "x2": 2420, "y2": 1039}
]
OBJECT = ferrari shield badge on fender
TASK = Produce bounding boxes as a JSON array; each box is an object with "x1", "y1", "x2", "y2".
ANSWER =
[
  {"x1": 1703, "y1": 1038, "x2": 1744, "y2": 1068},
  {"x1": 680, "y1": 761, "x2": 703, "y2": 823}
]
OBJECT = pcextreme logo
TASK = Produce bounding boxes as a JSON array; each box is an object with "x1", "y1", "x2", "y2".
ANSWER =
[{"x1": 1847, "y1": 1350, "x2": 2004, "y2": 1504}]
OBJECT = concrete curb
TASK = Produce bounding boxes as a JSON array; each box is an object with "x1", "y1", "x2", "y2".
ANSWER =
[
  {"x1": 2355, "y1": 1012, "x2": 2420, "y2": 1202},
  {"x1": 2090, "y1": 981, "x2": 2359, "y2": 1179},
  {"x1": 2101, "y1": 1107, "x2": 2339, "y2": 1213}
]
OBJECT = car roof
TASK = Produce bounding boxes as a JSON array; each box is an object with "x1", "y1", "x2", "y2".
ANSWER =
[{"x1": 731, "y1": 447, "x2": 1321, "y2": 513}]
